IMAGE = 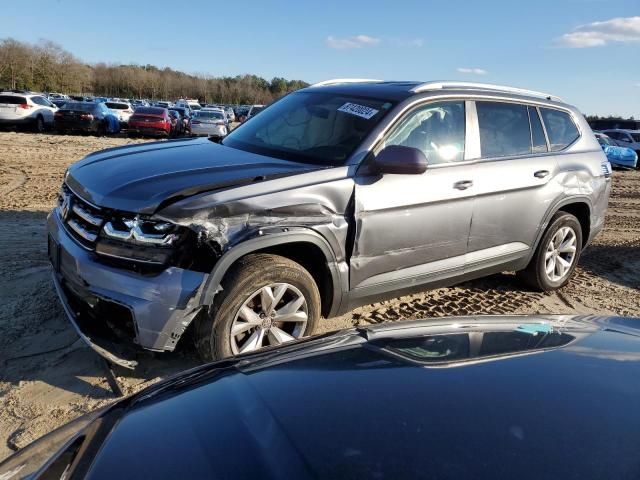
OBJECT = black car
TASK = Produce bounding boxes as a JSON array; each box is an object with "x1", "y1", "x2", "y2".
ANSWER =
[
  {"x1": 54, "y1": 102, "x2": 117, "y2": 135},
  {"x1": 2, "y1": 315, "x2": 640, "y2": 479}
]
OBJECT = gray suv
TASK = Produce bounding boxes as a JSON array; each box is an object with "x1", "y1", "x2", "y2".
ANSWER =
[{"x1": 47, "y1": 80, "x2": 611, "y2": 367}]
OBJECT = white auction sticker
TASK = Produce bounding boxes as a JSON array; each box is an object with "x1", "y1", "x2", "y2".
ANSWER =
[{"x1": 337, "y1": 102, "x2": 379, "y2": 120}]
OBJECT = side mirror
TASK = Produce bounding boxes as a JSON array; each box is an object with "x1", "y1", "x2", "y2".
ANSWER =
[{"x1": 371, "y1": 145, "x2": 428, "y2": 175}]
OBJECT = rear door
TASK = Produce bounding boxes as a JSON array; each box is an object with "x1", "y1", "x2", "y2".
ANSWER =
[
  {"x1": 467, "y1": 101, "x2": 560, "y2": 267},
  {"x1": 351, "y1": 100, "x2": 474, "y2": 290}
]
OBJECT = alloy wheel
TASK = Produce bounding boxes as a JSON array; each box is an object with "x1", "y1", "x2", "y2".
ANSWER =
[
  {"x1": 544, "y1": 226, "x2": 577, "y2": 282},
  {"x1": 230, "y1": 283, "x2": 308, "y2": 355}
]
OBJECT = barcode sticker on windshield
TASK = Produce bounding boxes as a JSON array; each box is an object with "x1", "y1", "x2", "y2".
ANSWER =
[{"x1": 337, "y1": 103, "x2": 379, "y2": 119}]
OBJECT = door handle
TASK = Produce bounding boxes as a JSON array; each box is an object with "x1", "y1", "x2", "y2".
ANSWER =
[
  {"x1": 453, "y1": 180, "x2": 473, "y2": 190},
  {"x1": 534, "y1": 170, "x2": 550, "y2": 178}
]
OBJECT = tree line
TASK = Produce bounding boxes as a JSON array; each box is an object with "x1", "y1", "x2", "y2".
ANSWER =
[{"x1": 0, "y1": 38, "x2": 309, "y2": 104}]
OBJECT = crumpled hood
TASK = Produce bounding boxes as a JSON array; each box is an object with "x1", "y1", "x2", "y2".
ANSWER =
[{"x1": 65, "y1": 138, "x2": 322, "y2": 214}]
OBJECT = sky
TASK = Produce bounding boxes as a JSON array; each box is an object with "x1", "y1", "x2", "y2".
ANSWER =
[{"x1": 3, "y1": 0, "x2": 639, "y2": 117}]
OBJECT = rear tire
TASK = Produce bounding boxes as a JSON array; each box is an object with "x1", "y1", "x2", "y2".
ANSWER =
[
  {"x1": 518, "y1": 211, "x2": 583, "y2": 291},
  {"x1": 33, "y1": 115, "x2": 45, "y2": 133},
  {"x1": 195, "y1": 254, "x2": 321, "y2": 362}
]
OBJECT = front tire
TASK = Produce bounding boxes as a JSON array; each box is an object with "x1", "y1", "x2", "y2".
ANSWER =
[
  {"x1": 519, "y1": 211, "x2": 583, "y2": 291},
  {"x1": 195, "y1": 254, "x2": 321, "y2": 362}
]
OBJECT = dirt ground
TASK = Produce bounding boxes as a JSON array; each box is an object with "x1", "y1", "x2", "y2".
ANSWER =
[{"x1": 1, "y1": 131, "x2": 639, "y2": 461}]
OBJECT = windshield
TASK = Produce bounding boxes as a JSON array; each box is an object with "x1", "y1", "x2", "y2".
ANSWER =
[
  {"x1": 189, "y1": 104, "x2": 202, "y2": 110},
  {"x1": 223, "y1": 92, "x2": 394, "y2": 165}
]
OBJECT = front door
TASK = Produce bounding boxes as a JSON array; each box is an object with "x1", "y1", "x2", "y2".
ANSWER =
[{"x1": 351, "y1": 100, "x2": 474, "y2": 291}]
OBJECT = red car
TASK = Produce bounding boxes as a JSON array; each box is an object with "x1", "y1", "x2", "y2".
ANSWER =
[{"x1": 127, "y1": 107, "x2": 172, "y2": 137}]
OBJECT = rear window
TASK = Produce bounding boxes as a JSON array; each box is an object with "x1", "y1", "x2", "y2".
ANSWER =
[
  {"x1": 106, "y1": 102, "x2": 129, "y2": 110},
  {"x1": 0, "y1": 95, "x2": 26, "y2": 105},
  {"x1": 250, "y1": 106, "x2": 264, "y2": 115},
  {"x1": 195, "y1": 111, "x2": 224, "y2": 120},
  {"x1": 540, "y1": 108, "x2": 580, "y2": 151},
  {"x1": 135, "y1": 107, "x2": 165, "y2": 115},
  {"x1": 61, "y1": 102, "x2": 95, "y2": 112},
  {"x1": 477, "y1": 101, "x2": 532, "y2": 158}
]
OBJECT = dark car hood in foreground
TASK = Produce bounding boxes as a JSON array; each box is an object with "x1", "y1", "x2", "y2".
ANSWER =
[
  {"x1": 4, "y1": 315, "x2": 640, "y2": 479},
  {"x1": 65, "y1": 138, "x2": 323, "y2": 214}
]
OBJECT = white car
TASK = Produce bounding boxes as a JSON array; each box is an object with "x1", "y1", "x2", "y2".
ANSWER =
[
  {"x1": 602, "y1": 129, "x2": 640, "y2": 154},
  {"x1": 175, "y1": 99, "x2": 202, "y2": 112},
  {"x1": 0, "y1": 91, "x2": 57, "y2": 132},
  {"x1": 190, "y1": 109, "x2": 228, "y2": 138},
  {"x1": 105, "y1": 101, "x2": 134, "y2": 126}
]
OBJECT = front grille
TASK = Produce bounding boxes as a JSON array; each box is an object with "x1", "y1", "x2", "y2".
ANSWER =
[{"x1": 59, "y1": 184, "x2": 105, "y2": 248}]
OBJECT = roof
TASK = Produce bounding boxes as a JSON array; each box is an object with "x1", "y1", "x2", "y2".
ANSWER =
[{"x1": 303, "y1": 79, "x2": 565, "y2": 104}]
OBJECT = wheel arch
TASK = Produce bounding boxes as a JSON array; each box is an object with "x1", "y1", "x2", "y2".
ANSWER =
[
  {"x1": 200, "y1": 228, "x2": 347, "y2": 318},
  {"x1": 532, "y1": 197, "x2": 592, "y2": 256}
]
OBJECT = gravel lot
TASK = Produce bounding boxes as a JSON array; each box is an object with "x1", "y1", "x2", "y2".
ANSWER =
[{"x1": 1, "y1": 131, "x2": 639, "y2": 461}]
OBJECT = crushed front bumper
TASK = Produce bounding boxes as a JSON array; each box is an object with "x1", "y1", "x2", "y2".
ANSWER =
[{"x1": 47, "y1": 210, "x2": 209, "y2": 368}]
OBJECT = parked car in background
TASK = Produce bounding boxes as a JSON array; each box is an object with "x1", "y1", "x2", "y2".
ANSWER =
[
  {"x1": 93, "y1": 96, "x2": 108, "y2": 103},
  {"x1": 190, "y1": 109, "x2": 228, "y2": 138},
  {"x1": 175, "y1": 99, "x2": 202, "y2": 112},
  {"x1": 131, "y1": 99, "x2": 150, "y2": 108},
  {"x1": 601, "y1": 129, "x2": 640, "y2": 157},
  {"x1": 154, "y1": 101, "x2": 172, "y2": 109},
  {"x1": 51, "y1": 99, "x2": 68, "y2": 109},
  {"x1": 244, "y1": 104, "x2": 265, "y2": 122},
  {"x1": 54, "y1": 101, "x2": 120, "y2": 135},
  {"x1": 127, "y1": 106, "x2": 172, "y2": 137},
  {"x1": 224, "y1": 106, "x2": 236, "y2": 122},
  {"x1": 3, "y1": 315, "x2": 640, "y2": 480},
  {"x1": 44, "y1": 80, "x2": 610, "y2": 366},
  {"x1": 105, "y1": 101, "x2": 134, "y2": 127},
  {"x1": 0, "y1": 92, "x2": 58, "y2": 132},
  {"x1": 595, "y1": 132, "x2": 638, "y2": 169},
  {"x1": 169, "y1": 107, "x2": 191, "y2": 135},
  {"x1": 47, "y1": 92, "x2": 69, "y2": 101},
  {"x1": 235, "y1": 105, "x2": 250, "y2": 122}
]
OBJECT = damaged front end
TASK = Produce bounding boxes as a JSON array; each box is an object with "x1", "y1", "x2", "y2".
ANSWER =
[{"x1": 49, "y1": 167, "x2": 354, "y2": 367}]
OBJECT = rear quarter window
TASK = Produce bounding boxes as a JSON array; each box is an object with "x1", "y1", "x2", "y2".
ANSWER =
[{"x1": 540, "y1": 108, "x2": 580, "y2": 151}]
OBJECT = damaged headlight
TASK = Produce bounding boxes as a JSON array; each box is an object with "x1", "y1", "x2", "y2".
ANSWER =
[
  {"x1": 102, "y1": 215, "x2": 180, "y2": 246},
  {"x1": 96, "y1": 215, "x2": 184, "y2": 265}
]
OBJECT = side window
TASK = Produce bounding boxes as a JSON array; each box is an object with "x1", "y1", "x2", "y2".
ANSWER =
[
  {"x1": 606, "y1": 131, "x2": 619, "y2": 140},
  {"x1": 384, "y1": 101, "x2": 465, "y2": 164},
  {"x1": 477, "y1": 101, "x2": 531, "y2": 158},
  {"x1": 540, "y1": 108, "x2": 580, "y2": 151},
  {"x1": 31, "y1": 96, "x2": 46, "y2": 106},
  {"x1": 528, "y1": 106, "x2": 548, "y2": 153}
]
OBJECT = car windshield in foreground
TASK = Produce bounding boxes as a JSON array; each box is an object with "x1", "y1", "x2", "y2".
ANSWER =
[{"x1": 223, "y1": 92, "x2": 394, "y2": 165}]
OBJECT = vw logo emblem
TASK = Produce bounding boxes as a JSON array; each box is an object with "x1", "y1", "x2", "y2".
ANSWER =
[{"x1": 60, "y1": 194, "x2": 72, "y2": 220}]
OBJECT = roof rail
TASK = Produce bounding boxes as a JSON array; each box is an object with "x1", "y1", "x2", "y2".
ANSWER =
[
  {"x1": 311, "y1": 78, "x2": 383, "y2": 87},
  {"x1": 409, "y1": 81, "x2": 563, "y2": 102}
]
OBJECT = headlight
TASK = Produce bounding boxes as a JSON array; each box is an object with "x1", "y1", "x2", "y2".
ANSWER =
[
  {"x1": 101, "y1": 215, "x2": 179, "y2": 246},
  {"x1": 96, "y1": 215, "x2": 184, "y2": 265}
]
